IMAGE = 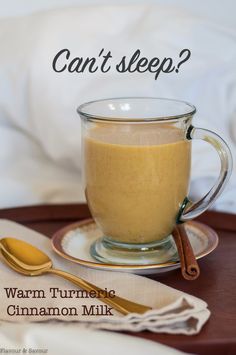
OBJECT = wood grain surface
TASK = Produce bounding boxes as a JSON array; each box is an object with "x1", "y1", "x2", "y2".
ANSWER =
[{"x1": 0, "y1": 204, "x2": 236, "y2": 355}]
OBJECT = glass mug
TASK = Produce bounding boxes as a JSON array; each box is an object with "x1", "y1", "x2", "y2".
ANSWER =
[{"x1": 77, "y1": 98, "x2": 232, "y2": 265}]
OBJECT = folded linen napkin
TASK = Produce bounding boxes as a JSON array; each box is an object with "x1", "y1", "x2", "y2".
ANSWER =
[
  {"x1": 0, "y1": 219, "x2": 210, "y2": 335},
  {"x1": 0, "y1": 322, "x2": 189, "y2": 355}
]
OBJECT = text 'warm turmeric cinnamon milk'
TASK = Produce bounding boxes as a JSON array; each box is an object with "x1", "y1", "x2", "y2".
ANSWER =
[{"x1": 84, "y1": 124, "x2": 191, "y2": 244}]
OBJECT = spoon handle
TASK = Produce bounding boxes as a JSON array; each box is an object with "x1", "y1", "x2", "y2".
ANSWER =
[{"x1": 48, "y1": 268, "x2": 151, "y2": 315}]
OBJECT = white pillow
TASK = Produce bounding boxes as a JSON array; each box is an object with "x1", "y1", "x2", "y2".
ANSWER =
[{"x1": 0, "y1": 5, "x2": 235, "y2": 210}]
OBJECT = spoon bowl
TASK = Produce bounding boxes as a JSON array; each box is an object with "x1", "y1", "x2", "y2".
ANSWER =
[{"x1": 0, "y1": 238, "x2": 52, "y2": 274}]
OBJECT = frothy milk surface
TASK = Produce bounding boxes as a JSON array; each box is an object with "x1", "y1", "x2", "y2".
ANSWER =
[{"x1": 84, "y1": 124, "x2": 191, "y2": 244}]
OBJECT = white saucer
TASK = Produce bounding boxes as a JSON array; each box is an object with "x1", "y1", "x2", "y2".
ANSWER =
[{"x1": 52, "y1": 219, "x2": 219, "y2": 275}]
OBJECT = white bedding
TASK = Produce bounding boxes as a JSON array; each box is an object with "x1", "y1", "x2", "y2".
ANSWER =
[{"x1": 0, "y1": 3, "x2": 235, "y2": 211}]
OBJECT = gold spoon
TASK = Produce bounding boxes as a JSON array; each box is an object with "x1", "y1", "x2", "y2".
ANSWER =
[{"x1": 0, "y1": 237, "x2": 151, "y2": 315}]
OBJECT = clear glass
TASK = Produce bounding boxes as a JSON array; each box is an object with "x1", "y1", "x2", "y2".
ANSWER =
[{"x1": 78, "y1": 97, "x2": 232, "y2": 265}]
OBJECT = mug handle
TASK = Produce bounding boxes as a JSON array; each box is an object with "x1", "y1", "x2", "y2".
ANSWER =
[{"x1": 177, "y1": 125, "x2": 233, "y2": 223}]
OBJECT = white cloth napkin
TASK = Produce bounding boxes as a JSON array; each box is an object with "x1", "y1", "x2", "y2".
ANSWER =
[
  {"x1": 0, "y1": 219, "x2": 210, "y2": 335},
  {"x1": 0, "y1": 322, "x2": 189, "y2": 355}
]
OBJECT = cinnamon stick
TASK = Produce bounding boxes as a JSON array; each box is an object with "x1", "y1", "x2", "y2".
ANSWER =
[{"x1": 172, "y1": 223, "x2": 200, "y2": 280}]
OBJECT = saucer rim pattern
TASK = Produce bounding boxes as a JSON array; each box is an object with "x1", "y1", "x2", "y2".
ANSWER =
[{"x1": 51, "y1": 219, "x2": 219, "y2": 273}]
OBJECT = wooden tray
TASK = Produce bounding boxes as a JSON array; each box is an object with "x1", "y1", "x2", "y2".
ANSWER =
[{"x1": 1, "y1": 203, "x2": 236, "y2": 355}]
